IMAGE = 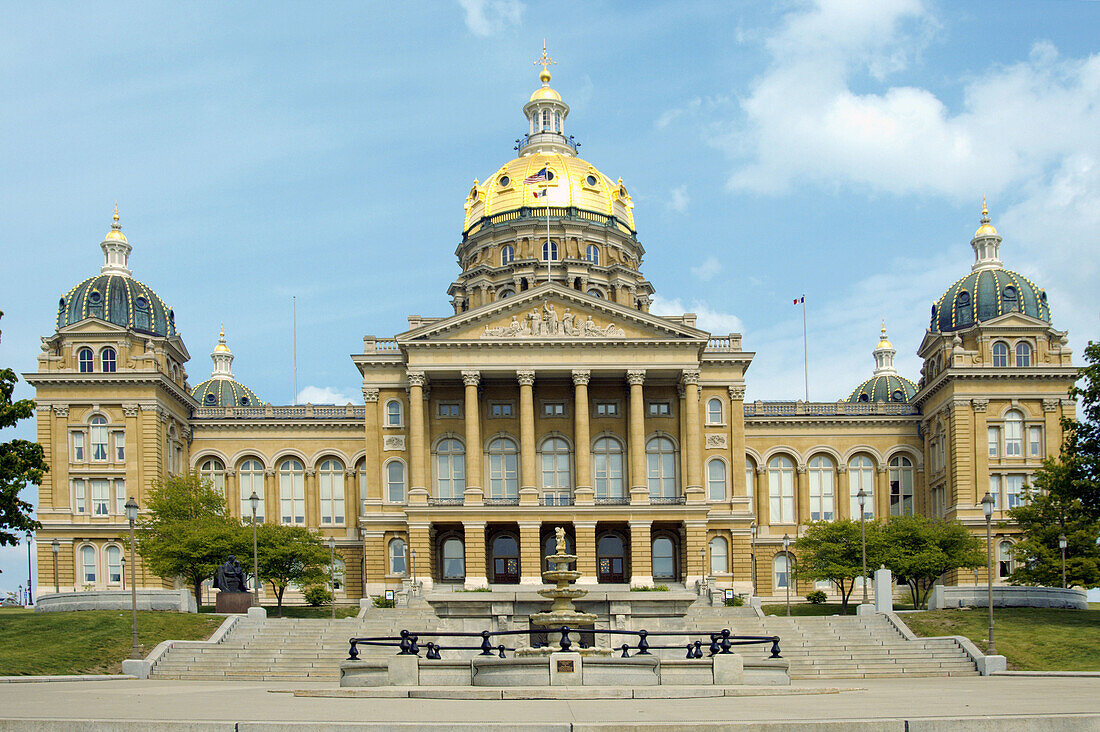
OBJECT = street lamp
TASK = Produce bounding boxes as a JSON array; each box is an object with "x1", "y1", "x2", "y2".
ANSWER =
[
  {"x1": 980, "y1": 491, "x2": 996, "y2": 656},
  {"x1": 1058, "y1": 533, "x2": 1068, "y2": 589},
  {"x1": 700, "y1": 546, "x2": 707, "y2": 595},
  {"x1": 26, "y1": 532, "x2": 33, "y2": 606},
  {"x1": 124, "y1": 496, "x2": 140, "y2": 660},
  {"x1": 249, "y1": 491, "x2": 260, "y2": 606},
  {"x1": 51, "y1": 539, "x2": 59, "y2": 594},
  {"x1": 857, "y1": 488, "x2": 868, "y2": 606},
  {"x1": 410, "y1": 547, "x2": 417, "y2": 592},
  {"x1": 120, "y1": 556, "x2": 126, "y2": 590},
  {"x1": 327, "y1": 536, "x2": 337, "y2": 620},
  {"x1": 782, "y1": 533, "x2": 791, "y2": 617},
  {"x1": 749, "y1": 522, "x2": 757, "y2": 597}
]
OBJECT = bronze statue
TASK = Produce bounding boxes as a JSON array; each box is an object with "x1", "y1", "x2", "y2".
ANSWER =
[{"x1": 213, "y1": 555, "x2": 249, "y2": 593}]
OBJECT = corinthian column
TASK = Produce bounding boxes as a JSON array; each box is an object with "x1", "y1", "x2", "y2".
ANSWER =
[
  {"x1": 517, "y1": 370, "x2": 538, "y2": 504},
  {"x1": 462, "y1": 370, "x2": 483, "y2": 502},
  {"x1": 407, "y1": 370, "x2": 428, "y2": 504},
  {"x1": 572, "y1": 370, "x2": 593, "y2": 504},
  {"x1": 627, "y1": 369, "x2": 648, "y2": 504},
  {"x1": 682, "y1": 369, "x2": 703, "y2": 502}
]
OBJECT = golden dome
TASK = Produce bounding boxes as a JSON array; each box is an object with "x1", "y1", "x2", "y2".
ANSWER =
[
  {"x1": 213, "y1": 324, "x2": 231, "y2": 353},
  {"x1": 876, "y1": 319, "x2": 893, "y2": 350},
  {"x1": 530, "y1": 85, "x2": 562, "y2": 102},
  {"x1": 974, "y1": 198, "x2": 998, "y2": 238},
  {"x1": 464, "y1": 153, "x2": 635, "y2": 232},
  {"x1": 104, "y1": 203, "x2": 128, "y2": 243}
]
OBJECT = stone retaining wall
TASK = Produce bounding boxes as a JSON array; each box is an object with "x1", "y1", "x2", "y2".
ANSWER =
[
  {"x1": 927, "y1": 585, "x2": 1087, "y2": 610},
  {"x1": 34, "y1": 589, "x2": 197, "y2": 613}
]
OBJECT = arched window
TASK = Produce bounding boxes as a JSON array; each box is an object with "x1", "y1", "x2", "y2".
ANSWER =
[
  {"x1": 706, "y1": 398, "x2": 723, "y2": 425},
  {"x1": 542, "y1": 241, "x2": 558, "y2": 261},
  {"x1": 501, "y1": 245, "x2": 514, "y2": 265},
  {"x1": 497, "y1": 289, "x2": 515, "y2": 300},
  {"x1": 278, "y1": 459, "x2": 306, "y2": 525},
  {"x1": 955, "y1": 291, "x2": 972, "y2": 326},
  {"x1": 707, "y1": 459, "x2": 727, "y2": 501},
  {"x1": 199, "y1": 458, "x2": 226, "y2": 497},
  {"x1": 592, "y1": 437, "x2": 624, "y2": 499},
  {"x1": 709, "y1": 536, "x2": 728, "y2": 575},
  {"x1": 597, "y1": 533, "x2": 625, "y2": 583},
  {"x1": 888, "y1": 455, "x2": 914, "y2": 516},
  {"x1": 992, "y1": 341, "x2": 1009, "y2": 368},
  {"x1": 385, "y1": 460, "x2": 406, "y2": 503},
  {"x1": 540, "y1": 437, "x2": 571, "y2": 502},
  {"x1": 441, "y1": 537, "x2": 465, "y2": 580},
  {"x1": 768, "y1": 455, "x2": 796, "y2": 523},
  {"x1": 100, "y1": 347, "x2": 116, "y2": 373},
  {"x1": 239, "y1": 459, "x2": 265, "y2": 520},
  {"x1": 385, "y1": 400, "x2": 403, "y2": 427},
  {"x1": 646, "y1": 436, "x2": 678, "y2": 498},
  {"x1": 586, "y1": 244, "x2": 599, "y2": 264},
  {"x1": 652, "y1": 536, "x2": 676, "y2": 580},
  {"x1": 554, "y1": 111, "x2": 561, "y2": 132},
  {"x1": 998, "y1": 541, "x2": 1014, "y2": 578},
  {"x1": 586, "y1": 288, "x2": 603, "y2": 298},
  {"x1": 78, "y1": 347, "x2": 94, "y2": 373},
  {"x1": 389, "y1": 538, "x2": 407, "y2": 575},
  {"x1": 773, "y1": 553, "x2": 793, "y2": 591},
  {"x1": 1002, "y1": 285, "x2": 1019, "y2": 312},
  {"x1": 745, "y1": 459, "x2": 756, "y2": 502},
  {"x1": 491, "y1": 533, "x2": 520, "y2": 583},
  {"x1": 808, "y1": 456, "x2": 835, "y2": 521},
  {"x1": 487, "y1": 437, "x2": 519, "y2": 499},
  {"x1": 435, "y1": 438, "x2": 466, "y2": 499},
  {"x1": 848, "y1": 455, "x2": 875, "y2": 519},
  {"x1": 1004, "y1": 410, "x2": 1023, "y2": 456},
  {"x1": 1015, "y1": 341, "x2": 1032, "y2": 367},
  {"x1": 106, "y1": 545, "x2": 122, "y2": 584},
  {"x1": 332, "y1": 557, "x2": 345, "y2": 591},
  {"x1": 90, "y1": 416, "x2": 109, "y2": 461},
  {"x1": 80, "y1": 545, "x2": 96, "y2": 584},
  {"x1": 541, "y1": 109, "x2": 550, "y2": 130},
  {"x1": 318, "y1": 458, "x2": 345, "y2": 525}
]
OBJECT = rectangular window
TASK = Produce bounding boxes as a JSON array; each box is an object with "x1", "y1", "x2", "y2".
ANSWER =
[
  {"x1": 91, "y1": 479, "x2": 110, "y2": 516},
  {"x1": 90, "y1": 422, "x2": 108, "y2": 461},
  {"x1": 1005, "y1": 420, "x2": 1023, "y2": 457},
  {"x1": 1029, "y1": 426, "x2": 1043, "y2": 457},
  {"x1": 594, "y1": 401, "x2": 619, "y2": 417},
  {"x1": 107, "y1": 549, "x2": 122, "y2": 584},
  {"x1": 1006, "y1": 474, "x2": 1025, "y2": 508},
  {"x1": 931, "y1": 485, "x2": 945, "y2": 518},
  {"x1": 768, "y1": 469, "x2": 795, "y2": 523},
  {"x1": 745, "y1": 463, "x2": 754, "y2": 503},
  {"x1": 988, "y1": 427, "x2": 999, "y2": 458},
  {"x1": 542, "y1": 402, "x2": 565, "y2": 417},
  {"x1": 280, "y1": 472, "x2": 306, "y2": 524},
  {"x1": 648, "y1": 401, "x2": 671, "y2": 417},
  {"x1": 113, "y1": 431, "x2": 125, "y2": 461},
  {"x1": 437, "y1": 402, "x2": 461, "y2": 418},
  {"x1": 489, "y1": 402, "x2": 514, "y2": 418},
  {"x1": 73, "y1": 479, "x2": 86, "y2": 513},
  {"x1": 319, "y1": 471, "x2": 345, "y2": 525},
  {"x1": 808, "y1": 468, "x2": 835, "y2": 521},
  {"x1": 71, "y1": 432, "x2": 85, "y2": 462},
  {"x1": 114, "y1": 479, "x2": 126, "y2": 515},
  {"x1": 989, "y1": 475, "x2": 1001, "y2": 510}
]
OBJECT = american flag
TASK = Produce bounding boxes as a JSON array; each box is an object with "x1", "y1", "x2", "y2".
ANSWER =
[{"x1": 524, "y1": 167, "x2": 550, "y2": 184}]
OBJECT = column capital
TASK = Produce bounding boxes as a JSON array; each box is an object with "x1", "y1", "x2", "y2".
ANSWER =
[
  {"x1": 971, "y1": 398, "x2": 989, "y2": 412},
  {"x1": 728, "y1": 385, "x2": 746, "y2": 401},
  {"x1": 517, "y1": 370, "x2": 536, "y2": 386},
  {"x1": 122, "y1": 403, "x2": 140, "y2": 417},
  {"x1": 626, "y1": 369, "x2": 646, "y2": 386},
  {"x1": 628, "y1": 519, "x2": 653, "y2": 529},
  {"x1": 571, "y1": 369, "x2": 591, "y2": 386},
  {"x1": 461, "y1": 369, "x2": 481, "y2": 387},
  {"x1": 52, "y1": 404, "x2": 69, "y2": 417},
  {"x1": 406, "y1": 370, "x2": 427, "y2": 387},
  {"x1": 681, "y1": 369, "x2": 701, "y2": 386},
  {"x1": 1042, "y1": 398, "x2": 1060, "y2": 412},
  {"x1": 362, "y1": 387, "x2": 380, "y2": 403},
  {"x1": 462, "y1": 520, "x2": 487, "y2": 530},
  {"x1": 796, "y1": 463, "x2": 807, "y2": 474},
  {"x1": 573, "y1": 520, "x2": 597, "y2": 530}
]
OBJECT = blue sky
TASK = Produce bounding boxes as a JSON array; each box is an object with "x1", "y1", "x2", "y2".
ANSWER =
[{"x1": 2, "y1": 0, "x2": 1098, "y2": 595}]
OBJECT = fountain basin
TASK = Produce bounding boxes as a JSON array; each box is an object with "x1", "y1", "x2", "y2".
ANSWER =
[
  {"x1": 537, "y1": 587, "x2": 587, "y2": 600},
  {"x1": 542, "y1": 570, "x2": 581, "y2": 583}
]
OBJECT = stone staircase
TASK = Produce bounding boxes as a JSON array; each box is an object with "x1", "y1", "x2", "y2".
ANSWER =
[{"x1": 149, "y1": 605, "x2": 439, "y2": 681}]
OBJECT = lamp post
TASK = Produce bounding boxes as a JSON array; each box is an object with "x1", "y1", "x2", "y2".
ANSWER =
[
  {"x1": 700, "y1": 545, "x2": 707, "y2": 595},
  {"x1": 980, "y1": 491, "x2": 996, "y2": 656},
  {"x1": 857, "y1": 488, "x2": 868, "y2": 606},
  {"x1": 1058, "y1": 533, "x2": 1067, "y2": 589},
  {"x1": 410, "y1": 547, "x2": 417, "y2": 591},
  {"x1": 124, "y1": 496, "x2": 140, "y2": 660},
  {"x1": 782, "y1": 533, "x2": 791, "y2": 617},
  {"x1": 26, "y1": 532, "x2": 33, "y2": 606},
  {"x1": 749, "y1": 522, "x2": 757, "y2": 597},
  {"x1": 51, "y1": 539, "x2": 59, "y2": 594},
  {"x1": 249, "y1": 491, "x2": 260, "y2": 606},
  {"x1": 120, "y1": 556, "x2": 126, "y2": 590},
  {"x1": 327, "y1": 536, "x2": 337, "y2": 620}
]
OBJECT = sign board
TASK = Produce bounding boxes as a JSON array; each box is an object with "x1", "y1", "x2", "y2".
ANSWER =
[
  {"x1": 384, "y1": 589, "x2": 395, "y2": 602},
  {"x1": 724, "y1": 589, "x2": 734, "y2": 601}
]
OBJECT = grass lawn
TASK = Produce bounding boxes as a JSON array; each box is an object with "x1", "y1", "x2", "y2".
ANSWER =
[
  {"x1": 0, "y1": 608, "x2": 223, "y2": 676},
  {"x1": 198, "y1": 604, "x2": 359, "y2": 619},
  {"x1": 762, "y1": 602, "x2": 918, "y2": 617},
  {"x1": 902, "y1": 607, "x2": 1100, "y2": 671}
]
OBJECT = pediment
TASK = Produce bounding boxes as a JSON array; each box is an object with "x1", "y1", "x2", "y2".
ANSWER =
[
  {"x1": 979, "y1": 312, "x2": 1050, "y2": 329},
  {"x1": 57, "y1": 317, "x2": 128, "y2": 335},
  {"x1": 399, "y1": 284, "x2": 709, "y2": 344}
]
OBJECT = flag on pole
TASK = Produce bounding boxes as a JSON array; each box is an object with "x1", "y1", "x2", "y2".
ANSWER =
[
  {"x1": 793, "y1": 295, "x2": 804, "y2": 305},
  {"x1": 532, "y1": 188, "x2": 548, "y2": 199},
  {"x1": 524, "y1": 167, "x2": 550, "y2": 184}
]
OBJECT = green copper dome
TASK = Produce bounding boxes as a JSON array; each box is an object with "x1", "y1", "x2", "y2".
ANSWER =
[
  {"x1": 846, "y1": 374, "x2": 918, "y2": 404},
  {"x1": 930, "y1": 268, "x2": 1050, "y2": 333},
  {"x1": 191, "y1": 377, "x2": 261, "y2": 408},
  {"x1": 57, "y1": 273, "x2": 176, "y2": 337}
]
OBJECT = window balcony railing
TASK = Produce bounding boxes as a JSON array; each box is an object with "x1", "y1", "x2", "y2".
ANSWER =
[
  {"x1": 594, "y1": 497, "x2": 630, "y2": 505},
  {"x1": 428, "y1": 498, "x2": 465, "y2": 506},
  {"x1": 742, "y1": 401, "x2": 920, "y2": 417},
  {"x1": 541, "y1": 496, "x2": 574, "y2": 507},
  {"x1": 650, "y1": 496, "x2": 686, "y2": 505},
  {"x1": 484, "y1": 497, "x2": 520, "y2": 506}
]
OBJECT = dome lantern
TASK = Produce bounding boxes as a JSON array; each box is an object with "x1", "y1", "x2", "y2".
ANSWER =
[
  {"x1": 971, "y1": 198, "x2": 1003, "y2": 272},
  {"x1": 873, "y1": 319, "x2": 897, "y2": 375},
  {"x1": 211, "y1": 324, "x2": 234, "y2": 378},
  {"x1": 100, "y1": 203, "x2": 132, "y2": 277},
  {"x1": 520, "y1": 45, "x2": 574, "y2": 156}
]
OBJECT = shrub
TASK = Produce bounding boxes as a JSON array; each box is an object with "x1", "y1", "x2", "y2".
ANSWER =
[
  {"x1": 630, "y1": 584, "x2": 669, "y2": 592},
  {"x1": 303, "y1": 585, "x2": 333, "y2": 606},
  {"x1": 372, "y1": 595, "x2": 395, "y2": 608},
  {"x1": 806, "y1": 590, "x2": 828, "y2": 605},
  {"x1": 723, "y1": 595, "x2": 744, "y2": 607}
]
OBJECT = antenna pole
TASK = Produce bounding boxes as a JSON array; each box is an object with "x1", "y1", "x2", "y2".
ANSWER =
[
  {"x1": 802, "y1": 296, "x2": 809, "y2": 402},
  {"x1": 292, "y1": 296, "x2": 298, "y2": 405}
]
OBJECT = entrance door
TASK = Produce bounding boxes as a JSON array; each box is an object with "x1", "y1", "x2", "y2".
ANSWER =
[
  {"x1": 491, "y1": 534, "x2": 520, "y2": 584},
  {"x1": 597, "y1": 534, "x2": 625, "y2": 583}
]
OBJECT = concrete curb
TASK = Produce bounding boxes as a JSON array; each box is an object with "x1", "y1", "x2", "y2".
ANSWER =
[
  {"x1": 0, "y1": 675, "x2": 136, "y2": 683},
  {"x1": 994, "y1": 670, "x2": 1100, "y2": 677},
  {"x1": 122, "y1": 614, "x2": 242, "y2": 679}
]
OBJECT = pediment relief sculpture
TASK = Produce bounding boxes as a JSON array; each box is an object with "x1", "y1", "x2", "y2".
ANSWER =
[{"x1": 482, "y1": 301, "x2": 626, "y2": 339}]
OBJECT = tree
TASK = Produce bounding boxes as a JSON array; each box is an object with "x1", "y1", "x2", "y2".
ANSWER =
[
  {"x1": 0, "y1": 312, "x2": 47, "y2": 548},
  {"x1": 254, "y1": 523, "x2": 329, "y2": 616},
  {"x1": 881, "y1": 515, "x2": 984, "y2": 608},
  {"x1": 793, "y1": 519, "x2": 883, "y2": 614},
  {"x1": 1061, "y1": 340, "x2": 1100, "y2": 519},
  {"x1": 135, "y1": 471, "x2": 244, "y2": 605}
]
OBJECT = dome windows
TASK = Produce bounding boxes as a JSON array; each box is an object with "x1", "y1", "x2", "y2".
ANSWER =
[
  {"x1": 955, "y1": 290, "x2": 972, "y2": 326},
  {"x1": 585, "y1": 174, "x2": 598, "y2": 186},
  {"x1": 240, "y1": 396, "x2": 251, "y2": 406},
  {"x1": 501, "y1": 245, "x2": 514, "y2": 266},
  {"x1": 892, "y1": 389, "x2": 904, "y2": 402},
  {"x1": 89, "y1": 290, "x2": 102, "y2": 303},
  {"x1": 542, "y1": 241, "x2": 558, "y2": 261},
  {"x1": 135, "y1": 296, "x2": 148, "y2": 310},
  {"x1": 499, "y1": 175, "x2": 510, "y2": 187},
  {"x1": 586, "y1": 244, "x2": 599, "y2": 264},
  {"x1": 204, "y1": 393, "x2": 216, "y2": 405}
]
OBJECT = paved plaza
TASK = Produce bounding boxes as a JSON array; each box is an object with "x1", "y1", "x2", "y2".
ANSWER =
[{"x1": 0, "y1": 676, "x2": 1098, "y2": 730}]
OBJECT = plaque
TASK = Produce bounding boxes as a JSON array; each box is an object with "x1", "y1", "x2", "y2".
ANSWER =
[{"x1": 556, "y1": 659, "x2": 575, "y2": 673}]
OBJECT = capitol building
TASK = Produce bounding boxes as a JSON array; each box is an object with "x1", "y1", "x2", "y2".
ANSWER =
[{"x1": 27, "y1": 60, "x2": 1078, "y2": 603}]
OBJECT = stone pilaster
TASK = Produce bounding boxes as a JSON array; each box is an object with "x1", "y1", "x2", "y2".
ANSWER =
[
  {"x1": 519, "y1": 521, "x2": 542, "y2": 585},
  {"x1": 462, "y1": 370, "x2": 484, "y2": 501},
  {"x1": 407, "y1": 371, "x2": 428, "y2": 503},
  {"x1": 408, "y1": 523, "x2": 433, "y2": 591},
  {"x1": 627, "y1": 369, "x2": 648, "y2": 505},
  {"x1": 517, "y1": 370, "x2": 537, "y2": 500},
  {"x1": 629, "y1": 520, "x2": 653, "y2": 587},
  {"x1": 572, "y1": 370, "x2": 593, "y2": 504},
  {"x1": 682, "y1": 370, "x2": 703, "y2": 503},
  {"x1": 729, "y1": 385, "x2": 746, "y2": 499},
  {"x1": 463, "y1": 521, "x2": 488, "y2": 589},
  {"x1": 362, "y1": 386, "x2": 381, "y2": 509},
  {"x1": 574, "y1": 521, "x2": 597, "y2": 585}
]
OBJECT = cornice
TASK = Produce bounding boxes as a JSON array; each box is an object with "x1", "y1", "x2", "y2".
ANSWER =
[
  {"x1": 913, "y1": 366, "x2": 1079, "y2": 406},
  {"x1": 24, "y1": 371, "x2": 196, "y2": 410}
]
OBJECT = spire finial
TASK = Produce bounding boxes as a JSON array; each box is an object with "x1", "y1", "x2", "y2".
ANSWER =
[
  {"x1": 881, "y1": 318, "x2": 887, "y2": 339},
  {"x1": 113, "y1": 201, "x2": 120, "y2": 224},
  {"x1": 980, "y1": 196, "x2": 989, "y2": 223},
  {"x1": 534, "y1": 43, "x2": 555, "y2": 84},
  {"x1": 219, "y1": 322, "x2": 225, "y2": 341}
]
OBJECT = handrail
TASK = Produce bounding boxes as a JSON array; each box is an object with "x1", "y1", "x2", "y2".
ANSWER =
[{"x1": 347, "y1": 627, "x2": 781, "y2": 662}]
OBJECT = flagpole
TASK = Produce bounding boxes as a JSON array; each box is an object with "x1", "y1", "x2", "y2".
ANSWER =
[
  {"x1": 292, "y1": 295, "x2": 298, "y2": 405},
  {"x1": 545, "y1": 185, "x2": 551, "y2": 284},
  {"x1": 801, "y1": 295, "x2": 809, "y2": 402}
]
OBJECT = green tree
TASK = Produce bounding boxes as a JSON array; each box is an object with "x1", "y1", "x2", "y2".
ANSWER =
[
  {"x1": 135, "y1": 471, "x2": 244, "y2": 605},
  {"x1": 0, "y1": 312, "x2": 47, "y2": 548},
  {"x1": 1060, "y1": 341, "x2": 1100, "y2": 519},
  {"x1": 793, "y1": 519, "x2": 883, "y2": 614},
  {"x1": 881, "y1": 515, "x2": 984, "y2": 608},
  {"x1": 254, "y1": 523, "x2": 329, "y2": 616}
]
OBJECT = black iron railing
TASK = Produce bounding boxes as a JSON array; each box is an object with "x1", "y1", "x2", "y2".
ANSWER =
[{"x1": 347, "y1": 627, "x2": 780, "y2": 662}]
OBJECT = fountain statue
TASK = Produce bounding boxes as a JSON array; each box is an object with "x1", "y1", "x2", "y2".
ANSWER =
[{"x1": 518, "y1": 526, "x2": 613, "y2": 656}]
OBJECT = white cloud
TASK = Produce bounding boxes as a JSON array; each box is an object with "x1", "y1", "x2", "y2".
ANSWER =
[
  {"x1": 456, "y1": 0, "x2": 523, "y2": 37},
  {"x1": 651, "y1": 295, "x2": 744, "y2": 335},
  {"x1": 668, "y1": 185, "x2": 690, "y2": 214},
  {"x1": 690, "y1": 255, "x2": 721, "y2": 282},
  {"x1": 296, "y1": 385, "x2": 359, "y2": 405}
]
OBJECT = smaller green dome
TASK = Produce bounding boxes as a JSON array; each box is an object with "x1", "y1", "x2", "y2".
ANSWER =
[
  {"x1": 847, "y1": 374, "x2": 918, "y2": 404},
  {"x1": 191, "y1": 377, "x2": 262, "y2": 408}
]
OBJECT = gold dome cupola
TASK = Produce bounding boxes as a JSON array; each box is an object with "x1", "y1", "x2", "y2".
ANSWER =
[
  {"x1": 519, "y1": 46, "x2": 575, "y2": 156},
  {"x1": 971, "y1": 198, "x2": 1003, "y2": 272},
  {"x1": 100, "y1": 203, "x2": 132, "y2": 277}
]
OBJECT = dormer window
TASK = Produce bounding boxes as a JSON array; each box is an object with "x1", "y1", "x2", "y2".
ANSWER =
[
  {"x1": 543, "y1": 241, "x2": 557, "y2": 261},
  {"x1": 1003, "y1": 285, "x2": 1019, "y2": 312},
  {"x1": 992, "y1": 341, "x2": 1009, "y2": 368},
  {"x1": 501, "y1": 245, "x2": 514, "y2": 266},
  {"x1": 892, "y1": 390, "x2": 904, "y2": 402},
  {"x1": 955, "y1": 290, "x2": 972, "y2": 326},
  {"x1": 586, "y1": 245, "x2": 599, "y2": 264},
  {"x1": 858, "y1": 393, "x2": 869, "y2": 402},
  {"x1": 78, "y1": 347, "x2": 94, "y2": 373},
  {"x1": 204, "y1": 393, "x2": 216, "y2": 405},
  {"x1": 239, "y1": 396, "x2": 250, "y2": 406},
  {"x1": 100, "y1": 347, "x2": 116, "y2": 373}
]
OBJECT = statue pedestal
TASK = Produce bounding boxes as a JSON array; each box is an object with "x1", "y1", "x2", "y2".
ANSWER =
[{"x1": 215, "y1": 591, "x2": 253, "y2": 614}]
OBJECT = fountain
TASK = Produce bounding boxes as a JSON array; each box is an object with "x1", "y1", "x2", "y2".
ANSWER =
[{"x1": 518, "y1": 526, "x2": 613, "y2": 656}]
